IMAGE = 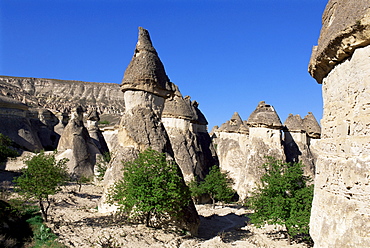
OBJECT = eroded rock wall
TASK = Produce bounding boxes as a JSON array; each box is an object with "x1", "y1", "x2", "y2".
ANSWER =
[
  {"x1": 309, "y1": 1, "x2": 370, "y2": 247},
  {"x1": 0, "y1": 76, "x2": 125, "y2": 115}
]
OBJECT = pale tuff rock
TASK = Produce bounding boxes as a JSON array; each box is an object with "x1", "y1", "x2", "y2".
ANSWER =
[
  {"x1": 57, "y1": 106, "x2": 101, "y2": 177},
  {"x1": 100, "y1": 27, "x2": 199, "y2": 235},
  {"x1": 0, "y1": 95, "x2": 43, "y2": 151},
  {"x1": 309, "y1": 1, "x2": 370, "y2": 247},
  {"x1": 29, "y1": 108, "x2": 60, "y2": 150},
  {"x1": 283, "y1": 114, "x2": 319, "y2": 177},
  {"x1": 162, "y1": 89, "x2": 215, "y2": 182},
  {"x1": 213, "y1": 104, "x2": 285, "y2": 200}
]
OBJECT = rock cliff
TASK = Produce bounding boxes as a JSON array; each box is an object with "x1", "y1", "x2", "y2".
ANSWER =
[
  {"x1": 309, "y1": 1, "x2": 370, "y2": 247},
  {"x1": 212, "y1": 102, "x2": 320, "y2": 201},
  {"x1": 0, "y1": 75, "x2": 125, "y2": 117}
]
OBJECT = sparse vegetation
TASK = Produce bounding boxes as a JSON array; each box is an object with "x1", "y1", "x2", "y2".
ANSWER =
[
  {"x1": 95, "y1": 152, "x2": 111, "y2": 181},
  {"x1": 189, "y1": 165, "x2": 235, "y2": 208},
  {"x1": 0, "y1": 133, "x2": 18, "y2": 163},
  {"x1": 13, "y1": 152, "x2": 69, "y2": 222},
  {"x1": 99, "y1": 120, "x2": 110, "y2": 125},
  {"x1": 108, "y1": 148, "x2": 191, "y2": 227},
  {"x1": 246, "y1": 157, "x2": 314, "y2": 245}
]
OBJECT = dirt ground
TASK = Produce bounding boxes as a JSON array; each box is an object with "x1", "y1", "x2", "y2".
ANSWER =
[{"x1": 1, "y1": 170, "x2": 311, "y2": 248}]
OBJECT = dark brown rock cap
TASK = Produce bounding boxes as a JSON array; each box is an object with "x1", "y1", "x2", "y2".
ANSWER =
[
  {"x1": 218, "y1": 112, "x2": 249, "y2": 134},
  {"x1": 284, "y1": 114, "x2": 305, "y2": 132},
  {"x1": 121, "y1": 27, "x2": 175, "y2": 98},
  {"x1": 247, "y1": 101, "x2": 282, "y2": 129},
  {"x1": 309, "y1": 0, "x2": 370, "y2": 84},
  {"x1": 162, "y1": 84, "x2": 195, "y2": 120},
  {"x1": 303, "y1": 112, "x2": 321, "y2": 138}
]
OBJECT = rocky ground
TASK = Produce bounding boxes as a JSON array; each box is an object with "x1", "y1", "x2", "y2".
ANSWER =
[{"x1": 1, "y1": 170, "x2": 311, "y2": 247}]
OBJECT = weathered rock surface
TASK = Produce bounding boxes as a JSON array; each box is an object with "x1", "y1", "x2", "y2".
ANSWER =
[
  {"x1": 309, "y1": 0, "x2": 370, "y2": 84},
  {"x1": 86, "y1": 109, "x2": 109, "y2": 155},
  {"x1": 100, "y1": 27, "x2": 199, "y2": 235},
  {"x1": 213, "y1": 102, "x2": 286, "y2": 200},
  {"x1": 57, "y1": 106, "x2": 101, "y2": 177},
  {"x1": 162, "y1": 87, "x2": 215, "y2": 182},
  {"x1": 0, "y1": 95, "x2": 43, "y2": 151},
  {"x1": 309, "y1": 1, "x2": 370, "y2": 247},
  {"x1": 0, "y1": 75, "x2": 125, "y2": 117},
  {"x1": 283, "y1": 113, "x2": 320, "y2": 176}
]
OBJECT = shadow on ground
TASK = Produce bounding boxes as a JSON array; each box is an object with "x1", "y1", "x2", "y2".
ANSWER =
[{"x1": 197, "y1": 213, "x2": 251, "y2": 242}]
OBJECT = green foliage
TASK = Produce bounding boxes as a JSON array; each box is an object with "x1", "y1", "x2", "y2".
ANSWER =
[
  {"x1": 99, "y1": 120, "x2": 110, "y2": 125},
  {"x1": 13, "y1": 152, "x2": 69, "y2": 222},
  {"x1": 246, "y1": 157, "x2": 313, "y2": 244},
  {"x1": 108, "y1": 148, "x2": 190, "y2": 227},
  {"x1": 0, "y1": 133, "x2": 18, "y2": 163},
  {"x1": 189, "y1": 165, "x2": 235, "y2": 208},
  {"x1": 95, "y1": 152, "x2": 110, "y2": 181}
]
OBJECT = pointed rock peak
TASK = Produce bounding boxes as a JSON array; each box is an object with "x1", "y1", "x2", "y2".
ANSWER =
[
  {"x1": 87, "y1": 108, "x2": 100, "y2": 122},
  {"x1": 230, "y1": 112, "x2": 243, "y2": 126},
  {"x1": 121, "y1": 27, "x2": 174, "y2": 98},
  {"x1": 284, "y1": 114, "x2": 304, "y2": 132},
  {"x1": 247, "y1": 101, "x2": 282, "y2": 129},
  {"x1": 135, "y1": 27, "x2": 157, "y2": 55},
  {"x1": 217, "y1": 111, "x2": 249, "y2": 134},
  {"x1": 303, "y1": 112, "x2": 321, "y2": 138}
]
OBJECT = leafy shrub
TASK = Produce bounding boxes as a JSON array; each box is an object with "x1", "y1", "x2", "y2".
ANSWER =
[
  {"x1": 246, "y1": 157, "x2": 313, "y2": 244},
  {"x1": 13, "y1": 152, "x2": 69, "y2": 222},
  {"x1": 0, "y1": 133, "x2": 18, "y2": 163},
  {"x1": 108, "y1": 148, "x2": 191, "y2": 227},
  {"x1": 189, "y1": 165, "x2": 235, "y2": 208}
]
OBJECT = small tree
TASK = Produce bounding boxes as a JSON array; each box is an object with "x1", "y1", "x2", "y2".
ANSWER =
[
  {"x1": 0, "y1": 133, "x2": 18, "y2": 163},
  {"x1": 108, "y1": 148, "x2": 191, "y2": 227},
  {"x1": 246, "y1": 157, "x2": 313, "y2": 244},
  {"x1": 13, "y1": 152, "x2": 69, "y2": 222},
  {"x1": 189, "y1": 165, "x2": 235, "y2": 208}
]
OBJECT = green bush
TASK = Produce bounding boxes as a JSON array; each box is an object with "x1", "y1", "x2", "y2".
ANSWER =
[
  {"x1": 189, "y1": 165, "x2": 235, "y2": 208},
  {"x1": 246, "y1": 157, "x2": 313, "y2": 244},
  {"x1": 108, "y1": 148, "x2": 191, "y2": 227},
  {"x1": 0, "y1": 133, "x2": 18, "y2": 163},
  {"x1": 13, "y1": 152, "x2": 69, "y2": 222}
]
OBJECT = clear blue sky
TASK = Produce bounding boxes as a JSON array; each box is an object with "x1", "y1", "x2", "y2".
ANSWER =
[{"x1": 0, "y1": 0, "x2": 327, "y2": 129}]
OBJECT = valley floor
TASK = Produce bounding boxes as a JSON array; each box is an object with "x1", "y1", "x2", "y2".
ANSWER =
[{"x1": 46, "y1": 182, "x2": 310, "y2": 248}]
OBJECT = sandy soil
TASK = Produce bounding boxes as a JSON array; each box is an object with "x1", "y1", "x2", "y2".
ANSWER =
[{"x1": 1, "y1": 171, "x2": 311, "y2": 247}]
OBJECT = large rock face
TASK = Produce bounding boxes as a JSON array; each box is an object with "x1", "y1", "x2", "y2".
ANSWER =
[
  {"x1": 0, "y1": 76, "x2": 125, "y2": 117},
  {"x1": 0, "y1": 95, "x2": 43, "y2": 151},
  {"x1": 213, "y1": 103, "x2": 320, "y2": 201},
  {"x1": 100, "y1": 27, "x2": 199, "y2": 235},
  {"x1": 309, "y1": 1, "x2": 370, "y2": 247},
  {"x1": 212, "y1": 102, "x2": 286, "y2": 200}
]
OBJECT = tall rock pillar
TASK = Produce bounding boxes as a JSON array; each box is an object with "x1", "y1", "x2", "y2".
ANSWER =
[
  {"x1": 100, "y1": 27, "x2": 199, "y2": 235},
  {"x1": 309, "y1": 1, "x2": 370, "y2": 247}
]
